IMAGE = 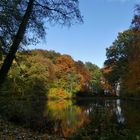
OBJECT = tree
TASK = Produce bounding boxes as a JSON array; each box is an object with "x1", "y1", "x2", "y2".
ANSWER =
[
  {"x1": 104, "y1": 3, "x2": 140, "y2": 95},
  {"x1": 104, "y1": 30, "x2": 132, "y2": 85},
  {"x1": 1, "y1": 51, "x2": 54, "y2": 95},
  {"x1": 53, "y1": 55, "x2": 80, "y2": 95},
  {"x1": 132, "y1": 4, "x2": 140, "y2": 30},
  {"x1": 85, "y1": 62, "x2": 102, "y2": 93},
  {"x1": 75, "y1": 61, "x2": 91, "y2": 92},
  {"x1": 104, "y1": 4, "x2": 140, "y2": 88},
  {"x1": 0, "y1": 0, "x2": 83, "y2": 86}
]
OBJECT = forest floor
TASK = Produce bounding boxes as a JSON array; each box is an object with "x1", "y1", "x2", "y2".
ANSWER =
[{"x1": 0, "y1": 115, "x2": 65, "y2": 140}]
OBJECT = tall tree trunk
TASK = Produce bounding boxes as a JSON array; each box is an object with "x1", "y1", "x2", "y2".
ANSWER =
[{"x1": 0, "y1": 0, "x2": 34, "y2": 87}]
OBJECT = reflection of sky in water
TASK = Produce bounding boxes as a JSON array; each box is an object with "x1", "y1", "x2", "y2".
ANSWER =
[{"x1": 115, "y1": 99, "x2": 125, "y2": 124}]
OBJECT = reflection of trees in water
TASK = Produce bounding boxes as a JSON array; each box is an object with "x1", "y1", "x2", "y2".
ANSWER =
[
  {"x1": 0, "y1": 79, "x2": 50, "y2": 132},
  {"x1": 77, "y1": 99, "x2": 125, "y2": 125},
  {"x1": 45, "y1": 99, "x2": 90, "y2": 138},
  {"x1": 69, "y1": 99, "x2": 140, "y2": 140},
  {"x1": 121, "y1": 100, "x2": 140, "y2": 133},
  {"x1": 0, "y1": 97, "x2": 139, "y2": 139}
]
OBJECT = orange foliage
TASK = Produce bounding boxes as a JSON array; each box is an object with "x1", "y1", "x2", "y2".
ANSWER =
[
  {"x1": 102, "y1": 65, "x2": 112, "y2": 74},
  {"x1": 55, "y1": 55, "x2": 75, "y2": 72},
  {"x1": 75, "y1": 61, "x2": 91, "y2": 92},
  {"x1": 100, "y1": 77, "x2": 114, "y2": 93},
  {"x1": 101, "y1": 66, "x2": 114, "y2": 93},
  {"x1": 123, "y1": 30, "x2": 140, "y2": 95},
  {"x1": 124, "y1": 55, "x2": 140, "y2": 94}
]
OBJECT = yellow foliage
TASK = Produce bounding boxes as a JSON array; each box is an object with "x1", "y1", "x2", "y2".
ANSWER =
[{"x1": 47, "y1": 88, "x2": 72, "y2": 99}]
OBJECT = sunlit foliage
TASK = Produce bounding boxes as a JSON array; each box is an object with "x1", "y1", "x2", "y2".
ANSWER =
[
  {"x1": 104, "y1": 4, "x2": 140, "y2": 96},
  {"x1": 1, "y1": 49, "x2": 102, "y2": 98}
]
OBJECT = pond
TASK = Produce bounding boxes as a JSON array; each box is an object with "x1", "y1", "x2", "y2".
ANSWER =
[{"x1": 0, "y1": 97, "x2": 140, "y2": 140}]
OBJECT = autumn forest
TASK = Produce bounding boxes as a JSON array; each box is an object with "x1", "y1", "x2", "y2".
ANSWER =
[{"x1": 0, "y1": 0, "x2": 140, "y2": 140}]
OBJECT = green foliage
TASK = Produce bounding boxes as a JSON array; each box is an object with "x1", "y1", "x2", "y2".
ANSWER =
[
  {"x1": 52, "y1": 73, "x2": 80, "y2": 96},
  {"x1": 1, "y1": 49, "x2": 102, "y2": 98},
  {"x1": 103, "y1": 4, "x2": 140, "y2": 97},
  {"x1": 132, "y1": 4, "x2": 140, "y2": 30},
  {"x1": 85, "y1": 62, "x2": 103, "y2": 93},
  {"x1": 48, "y1": 88, "x2": 72, "y2": 99},
  {"x1": 104, "y1": 30, "x2": 132, "y2": 84},
  {"x1": 1, "y1": 52, "x2": 51, "y2": 96},
  {"x1": 0, "y1": 0, "x2": 83, "y2": 87},
  {"x1": 0, "y1": 0, "x2": 83, "y2": 52}
]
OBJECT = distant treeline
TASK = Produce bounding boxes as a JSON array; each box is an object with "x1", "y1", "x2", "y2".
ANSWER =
[{"x1": 0, "y1": 49, "x2": 103, "y2": 99}]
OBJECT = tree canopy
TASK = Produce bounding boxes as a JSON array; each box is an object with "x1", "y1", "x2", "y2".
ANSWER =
[
  {"x1": 0, "y1": 49, "x2": 103, "y2": 98},
  {"x1": 0, "y1": 0, "x2": 83, "y2": 51},
  {"x1": 0, "y1": 0, "x2": 83, "y2": 85},
  {"x1": 103, "y1": 4, "x2": 140, "y2": 96}
]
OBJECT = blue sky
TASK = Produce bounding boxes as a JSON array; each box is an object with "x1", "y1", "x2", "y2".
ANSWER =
[{"x1": 30, "y1": 0, "x2": 140, "y2": 67}]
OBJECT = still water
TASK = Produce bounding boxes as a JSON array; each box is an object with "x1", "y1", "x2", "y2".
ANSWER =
[{"x1": 0, "y1": 98, "x2": 140, "y2": 139}]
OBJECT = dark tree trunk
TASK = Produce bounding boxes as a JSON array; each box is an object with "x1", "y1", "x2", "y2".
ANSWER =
[{"x1": 0, "y1": 0, "x2": 34, "y2": 87}]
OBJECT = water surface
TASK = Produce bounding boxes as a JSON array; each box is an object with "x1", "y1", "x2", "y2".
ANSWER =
[{"x1": 0, "y1": 97, "x2": 140, "y2": 139}]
